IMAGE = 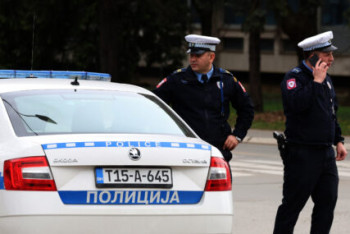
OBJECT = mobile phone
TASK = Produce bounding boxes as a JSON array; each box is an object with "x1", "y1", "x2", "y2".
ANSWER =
[{"x1": 309, "y1": 54, "x2": 319, "y2": 67}]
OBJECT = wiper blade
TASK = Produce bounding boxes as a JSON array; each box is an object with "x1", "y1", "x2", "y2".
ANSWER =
[
  {"x1": 21, "y1": 113, "x2": 57, "y2": 124},
  {"x1": 2, "y1": 99, "x2": 57, "y2": 136}
]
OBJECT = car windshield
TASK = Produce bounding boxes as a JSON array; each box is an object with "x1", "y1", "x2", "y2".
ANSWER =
[{"x1": 1, "y1": 89, "x2": 195, "y2": 137}]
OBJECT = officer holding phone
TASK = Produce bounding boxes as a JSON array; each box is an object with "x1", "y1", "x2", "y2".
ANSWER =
[{"x1": 273, "y1": 31, "x2": 347, "y2": 234}]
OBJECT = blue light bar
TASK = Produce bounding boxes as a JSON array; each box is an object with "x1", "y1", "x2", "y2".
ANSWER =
[{"x1": 0, "y1": 70, "x2": 111, "y2": 82}]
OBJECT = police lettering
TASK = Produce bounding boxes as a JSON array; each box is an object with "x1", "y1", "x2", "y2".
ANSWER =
[{"x1": 86, "y1": 191, "x2": 181, "y2": 204}]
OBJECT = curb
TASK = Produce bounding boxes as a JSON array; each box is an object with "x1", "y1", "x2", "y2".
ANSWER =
[{"x1": 243, "y1": 136, "x2": 276, "y2": 145}]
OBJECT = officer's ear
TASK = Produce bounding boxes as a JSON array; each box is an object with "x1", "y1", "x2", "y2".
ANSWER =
[{"x1": 208, "y1": 52, "x2": 215, "y2": 62}]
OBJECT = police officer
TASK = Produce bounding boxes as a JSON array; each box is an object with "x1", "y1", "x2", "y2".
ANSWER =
[
  {"x1": 273, "y1": 31, "x2": 348, "y2": 234},
  {"x1": 153, "y1": 34, "x2": 254, "y2": 161}
]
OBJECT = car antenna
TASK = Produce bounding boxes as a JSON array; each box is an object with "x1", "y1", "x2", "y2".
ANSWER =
[
  {"x1": 71, "y1": 76, "x2": 80, "y2": 86},
  {"x1": 26, "y1": 73, "x2": 37, "y2": 78},
  {"x1": 31, "y1": 13, "x2": 36, "y2": 70}
]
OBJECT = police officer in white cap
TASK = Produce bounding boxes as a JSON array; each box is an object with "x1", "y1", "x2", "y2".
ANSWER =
[
  {"x1": 273, "y1": 31, "x2": 347, "y2": 234},
  {"x1": 153, "y1": 34, "x2": 254, "y2": 161}
]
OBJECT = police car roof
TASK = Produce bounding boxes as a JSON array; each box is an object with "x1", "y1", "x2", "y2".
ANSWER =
[
  {"x1": 0, "y1": 70, "x2": 152, "y2": 95},
  {"x1": 0, "y1": 70, "x2": 111, "y2": 80},
  {"x1": 0, "y1": 78, "x2": 152, "y2": 95}
]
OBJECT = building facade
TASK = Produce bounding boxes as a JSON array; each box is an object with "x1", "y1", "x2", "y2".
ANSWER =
[{"x1": 201, "y1": 0, "x2": 350, "y2": 77}]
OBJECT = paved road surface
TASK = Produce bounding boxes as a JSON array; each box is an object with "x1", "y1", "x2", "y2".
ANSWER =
[{"x1": 230, "y1": 130, "x2": 350, "y2": 234}]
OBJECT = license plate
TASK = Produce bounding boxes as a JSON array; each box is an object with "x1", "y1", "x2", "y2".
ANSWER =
[{"x1": 95, "y1": 167, "x2": 173, "y2": 188}]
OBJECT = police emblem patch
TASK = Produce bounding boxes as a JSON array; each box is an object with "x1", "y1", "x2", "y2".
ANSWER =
[{"x1": 287, "y1": 78, "x2": 297, "y2": 90}]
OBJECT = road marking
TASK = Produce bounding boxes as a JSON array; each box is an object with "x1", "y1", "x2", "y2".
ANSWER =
[
  {"x1": 230, "y1": 159, "x2": 350, "y2": 178},
  {"x1": 230, "y1": 159, "x2": 283, "y2": 177}
]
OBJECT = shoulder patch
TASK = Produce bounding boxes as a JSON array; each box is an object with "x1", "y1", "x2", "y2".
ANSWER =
[
  {"x1": 173, "y1": 68, "x2": 186, "y2": 74},
  {"x1": 219, "y1": 68, "x2": 233, "y2": 75},
  {"x1": 291, "y1": 67, "x2": 301, "y2": 74},
  {"x1": 286, "y1": 78, "x2": 297, "y2": 90}
]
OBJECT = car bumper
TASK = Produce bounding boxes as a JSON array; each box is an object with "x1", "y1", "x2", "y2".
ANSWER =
[
  {"x1": 0, "y1": 215, "x2": 232, "y2": 234},
  {"x1": 0, "y1": 191, "x2": 233, "y2": 234}
]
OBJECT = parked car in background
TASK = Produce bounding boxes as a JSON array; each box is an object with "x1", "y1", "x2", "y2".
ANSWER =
[{"x1": 0, "y1": 70, "x2": 233, "y2": 234}]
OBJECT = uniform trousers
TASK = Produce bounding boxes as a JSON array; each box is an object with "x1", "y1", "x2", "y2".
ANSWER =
[{"x1": 273, "y1": 145, "x2": 339, "y2": 234}]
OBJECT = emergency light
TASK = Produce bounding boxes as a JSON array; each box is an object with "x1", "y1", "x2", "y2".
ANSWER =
[{"x1": 0, "y1": 70, "x2": 111, "y2": 81}]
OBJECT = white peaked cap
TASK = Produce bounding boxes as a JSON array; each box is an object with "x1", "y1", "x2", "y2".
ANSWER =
[
  {"x1": 185, "y1": 34, "x2": 221, "y2": 54},
  {"x1": 298, "y1": 31, "x2": 337, "y2": 52}
]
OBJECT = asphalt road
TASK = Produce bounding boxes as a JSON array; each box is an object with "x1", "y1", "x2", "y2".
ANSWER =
[{"x1": 230, "y1": 140, "x2": 350, "y2": 234}]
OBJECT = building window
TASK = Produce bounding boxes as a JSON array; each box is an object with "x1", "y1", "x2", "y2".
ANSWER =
[
  {"x1": 260, "y1": 39, "x2": 274, "y2": 53},
  {"x1": 224, "y1": 6, "x2": 244, "y2": 24},
  {"x1": 224, "y1": 0, "x2": 276, "y2": 25},
  {"x1": 222, "y1": 37, "x2": 244, "y2": 51},
  {"x1": 322, "y1": 0, "x2": 350, "y2": 25},
  {"x1": 281, "y1": 39, "x2": 296, "y2": 53}
]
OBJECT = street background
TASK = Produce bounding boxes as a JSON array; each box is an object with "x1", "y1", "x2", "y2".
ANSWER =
[
  {"x1": 231, "y1": 129, "x2": 350, "y2": 234},
  {"x1": 1, "y1": 2, "x2": 350, "y2": 233}
]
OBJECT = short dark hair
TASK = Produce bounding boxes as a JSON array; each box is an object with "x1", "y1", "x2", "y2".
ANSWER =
[{"x1": 303, "y1": 50, "x2": 313, "y2": 60}]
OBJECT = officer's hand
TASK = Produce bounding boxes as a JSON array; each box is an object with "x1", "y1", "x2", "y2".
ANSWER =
[
  {"x1": 336, "y1": 142, "x2": 347, "y2": 161},
  {"x1": 223, "y1": 135, "x2": 239, "y2": 151},
  {"x1": 313, "y1": 59, "x2": 328, "y2": 83}
]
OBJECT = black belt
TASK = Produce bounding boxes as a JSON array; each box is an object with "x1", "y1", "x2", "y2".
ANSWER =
[{"x1": 287, "y1": 142, "x2": 332, "y2": 149}]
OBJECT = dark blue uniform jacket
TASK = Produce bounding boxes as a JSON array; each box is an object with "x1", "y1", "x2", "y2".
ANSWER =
[
  {"x1": 153, "y1": 66, "x2": 254, "y2": 151},
  {"x1": 281, "y1": 62, "x2": 344, "y2": 146}
]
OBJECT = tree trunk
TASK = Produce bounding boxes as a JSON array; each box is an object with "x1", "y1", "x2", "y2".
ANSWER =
[
  {"x1": 249, "y1": 30, "x2": 263, "y2": 112},
  {"x1": 99, "y1": 0, "x2": 120, "y2": 82},
  {"x1": 192, "y1": 0, "x2": 213, "y2": 35},
  {"x1": 211, "y1": 0, "x2": 224, "y2": 66},
  {"x1": 99, "y1": 0, "x2": 139, "y2": 83}
]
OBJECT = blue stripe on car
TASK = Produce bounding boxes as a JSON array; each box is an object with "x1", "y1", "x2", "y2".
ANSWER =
[
  {"x1": 58, "y1": 190, "x2": 203, "y2": 205},
  {"x1": 42, "y1": 141, "x2": 211, "y2": 151}
]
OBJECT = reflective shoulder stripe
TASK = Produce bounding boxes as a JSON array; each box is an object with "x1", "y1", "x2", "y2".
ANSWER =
[
  {"x1": 156, "y1": 78, "x2": 167, "y2": 88},
  {"x1": 238, "y1": 81, "x2": 246, "y2": 93}
]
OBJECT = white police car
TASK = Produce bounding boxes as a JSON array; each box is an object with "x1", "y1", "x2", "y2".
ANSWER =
[{"x1": 0, "y1": 70, "x2": 233, "y2": 234}]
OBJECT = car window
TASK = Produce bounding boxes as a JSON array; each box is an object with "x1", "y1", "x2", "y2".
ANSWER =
[{"x1": 1, "y1": 90, "x2": 195, "y2": 137}]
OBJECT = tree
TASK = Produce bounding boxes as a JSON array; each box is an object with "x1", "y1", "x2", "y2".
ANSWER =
[
  {"x1": 0, "y1": 0, "x2": 99, "y2": 70},
  {"x1": 191, "y1": 0, "x2": 225, "y2": 65},
  {"x1": 242, "y1": 0, "x2": 265, "y2": 112},
  {"x1": 269, "y1": 0, "x2": 321, "y2": 62},
  {"x1": 0, "y1": 0, "x2": 188, "y2": 83},
  {"x1": 225, "y1": 0, "x2": 265, "y2": 112},
  {"x1": 192, "y1": 0, "x2": 214, "y2": 35},
  {"x1": 99, "y1": 0, "x2": 188, "y2": 83},
  {"x1": 99, "y1": 0, "x2": 139, "y2": 83}
]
